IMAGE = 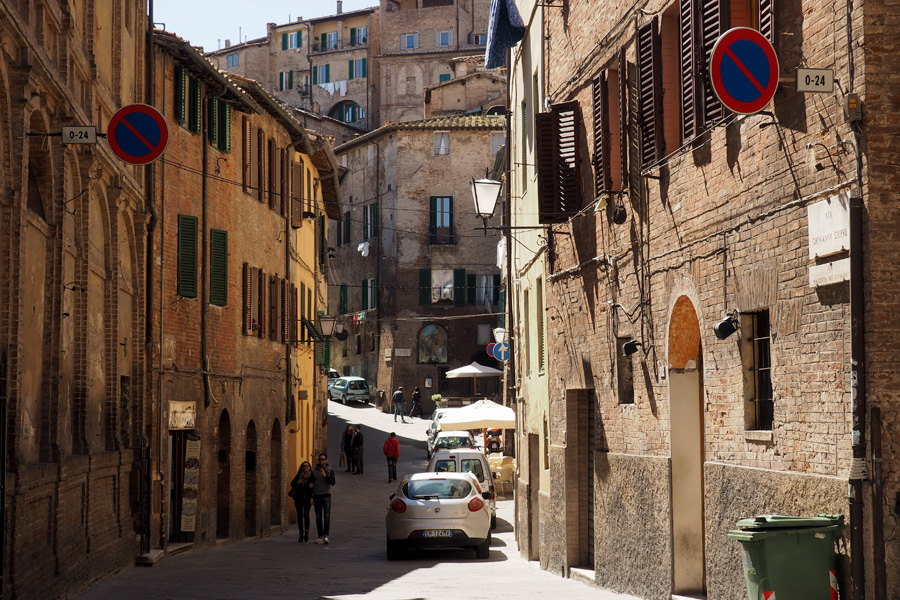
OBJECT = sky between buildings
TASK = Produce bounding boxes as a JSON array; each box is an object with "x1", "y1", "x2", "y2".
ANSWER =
[{"x1": 152, "y1": 0, "x2": 378, "y2": 53}]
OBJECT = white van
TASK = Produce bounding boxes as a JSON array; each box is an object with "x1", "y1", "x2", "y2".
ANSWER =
[{"x1": 426, "y1": 448, "x2": 497, "y2": 529}]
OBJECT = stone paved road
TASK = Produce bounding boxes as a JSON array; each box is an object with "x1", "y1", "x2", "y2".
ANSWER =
[{"x1": 74, "y1": 399, "x2": 643, "y2": 600}]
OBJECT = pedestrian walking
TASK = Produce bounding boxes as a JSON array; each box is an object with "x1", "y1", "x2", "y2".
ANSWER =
[
  {"x1": 383, "y1": 432, "x2": 400, "y2": 482},
  {"x1": 409, "y1": 386, "x2": 422, "y2": 418},
  {"x1": 340, "y1": 424, "x2": 356, "y2": 473},
  {"x1": 309, "y1": 453, "x2": 336, "y2": 544},
  {"x1": 288, "y1": 461, "x2": 314, "y2": 542},
  {"x1": 351, "y1": 424, "x2": 365, "y2": 475},
  {"x1": 392, "y1": 387, "x2": 408, "y2": 423}
]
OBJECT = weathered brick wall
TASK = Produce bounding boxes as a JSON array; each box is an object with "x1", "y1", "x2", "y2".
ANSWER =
[{"x1": 425, "y1": 72, "x2": 506, "y2": 117}]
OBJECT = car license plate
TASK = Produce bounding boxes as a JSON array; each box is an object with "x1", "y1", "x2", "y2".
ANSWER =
[{"x1": 422, "y1": 529, "x2": 452, "y2": 538}]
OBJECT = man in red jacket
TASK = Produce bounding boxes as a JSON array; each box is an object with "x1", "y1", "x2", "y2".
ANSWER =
[{"x1": 383, "y1": 432, "x2": 400, "y2": 482}]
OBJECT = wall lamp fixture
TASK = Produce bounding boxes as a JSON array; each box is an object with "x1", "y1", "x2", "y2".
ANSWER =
[
  {"x1": 622, "y1": 338, "x2": 642, "y2": 357},
  {"x1": 713, "y1": 310, "x2": 740, "y2": 340}
]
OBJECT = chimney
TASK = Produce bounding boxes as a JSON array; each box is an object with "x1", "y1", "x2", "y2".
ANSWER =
[
  {"x1": 225, "y1": 39, "x2": 231, "y2": 48},
  {"x1": 337, "y1": 0, "x2": 343, "y2": 13}
]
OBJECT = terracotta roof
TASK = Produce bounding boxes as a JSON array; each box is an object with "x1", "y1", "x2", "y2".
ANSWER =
[{"x1": 335, "y1": 115, "x2": 505, "y2": 153}]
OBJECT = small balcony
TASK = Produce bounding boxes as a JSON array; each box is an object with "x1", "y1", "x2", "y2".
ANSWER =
[
  {"x1": 310, "y1": 39, "x2": 367, "y2": 54},
  {"x1": 428, "y1": 225, "x2": 457, "y2": 246}
]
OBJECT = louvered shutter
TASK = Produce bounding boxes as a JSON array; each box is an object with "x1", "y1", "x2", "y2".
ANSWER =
[
  {"x1": 257, "y1": 130, "x2": 266, "y2": 203},
  {"x1": 467, "y1": 274, "x2": 476, "y2": 305},
  {"x1": 637, "y1": 17, "x2": 664, "y2": 168},
  {"x1": 318, "y1": 215, "x2": 328, "y2": 277},
  {"x1": 176, "y1": 65, "x2": 187, "y2": 124},
  {"x1": 453, "y1": 268, "x2": 466, "y2": 306},
  {"x1": 344, "y1": 211, "x2": 351, "y2": 243},
  {"x1": 269, "y1": 275, "x2": 278, "y2": 340},
  {"x1": 243, "y1": 118, "x2": 252, "y2": 191},
  {"x1": 419, "y1": 269, "x2": 432, "y2": 305},
  {"x1": 618, "y1": 51, "x2": 629, "y2": 190},
  {"x1": 350, "y1": 28, "x2": 357, "y2": 46},
  {"x1": 291, "y1": 284, "x2": 298, "y2": 342},
  {"x1": 210, "y1": 229, "x2": 228, "y2": 306},
  {"x1": 361, "y1": 58, "x2": 367, "y2": 78},
  {"x1": 349, "y1": 60, "x2": 354, "y2": 80},
  {"x1": 372, "y1": 202, "x2": 379, "y2": 233},
  {"x1": 321, "y1": 33, "x2": 327, "y2": 50},
  {"x1": 282, "y1": 280, "x2": 290, "y2": 343},
  {"x1": 325, "y1": 64, "x2": 330, "y2": 83},
  {"x1": 312, "y1": 66, "x2": 318, "y2": 85},
  {"x1": 680, "y1": 0, "x2": 698, "y2": 141},
  {"x1": 373, "y1": 277, "x2": 379, "y2": 309},
  {"x1": 536, "y1": 102, "x2": 583, "y2": 224},
  {"x1": 208, "y1": 98, "x2": 219, "y2": 148},
  {"x1": 289, "y1": 70, "x2": 294, "y2": 89},
  {"x1": 300, "y1": 282, "x2": 306, "y2": 342},
  {"x1": 258, "y1": 269, "x2": 267, "y2": 338},
  {"x1": 249, "y1": 123, "x2": 259, "y2": 194},
  {"x1": 189, "y1": 77, "x2": 201, "y2": 133},
  {"x1": 361, "y1": 279, "x2": 368, "y2": 309},
  {"x1": 592, "y1": 72, "x2": 612, "y2": 197},
  {"x1": 281, "y1": 150, "x2": 289, "y2": 218},
  {"x1": 177, "y1": 214, "x2": 198, "y2": 298},
  {"x1": 243, "y1": 263, "x2": 252, "y2": 334},
  {"x1": 282, "y1": 33, "x2": 288, "y2": 50},
  {"x1": 759, "y1": 0, "x2": 775, "y2": 47},
  {"x1": 340, "y1": 285, "x2": 348, "y2": 315},
  {"x1": 222, "y1": 103, "x2": 231, "y2": 152},
  {"x1": 700, "y1": 0, "x2": 726, "y2": 126},
  {"x1": 291, "y1": 161, "x2": 303, "y2": 228},
  {"x1": 363, "y1": 204, "x2": 369, "y2": 238}
]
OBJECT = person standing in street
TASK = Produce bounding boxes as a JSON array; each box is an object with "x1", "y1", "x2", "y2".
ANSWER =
[
  {"x1": 340, "y1": 424, "x2": 356, "y2": 473},
  {"x1": 310, "y1": 453, "x2": 336, "y2": 544},
  {"x1": 289, "y1": 461, "x2": 314, "y2": 542},
  {"x1": 383, "y1": 432, "x2": 400, "y2": 482},
  {"x1": 409, "y1": 386, "x2": 422, "y2": 419},
  {"x1": 392, "y1": 387, "x2": 408, "y2": 423},
  {"x1": 351, "y1": 424, "x2": 365, "y2": 474}
]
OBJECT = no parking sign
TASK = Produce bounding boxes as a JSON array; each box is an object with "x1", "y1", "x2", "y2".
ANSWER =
[
  {"x1": 709, "y1": 28, "x2": 779, "y2": 115},
  {"x1": 107, "y1": 104, "x2": 169, "y2": 165}
]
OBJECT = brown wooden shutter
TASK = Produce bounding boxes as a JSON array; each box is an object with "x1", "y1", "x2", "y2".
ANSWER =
[
  {"x1": 250, "y1": 123, "x2": 259, "y2": 194},
  {"x1": 268, "y1": 138, "x2": 277, "y2": 210},
  {"x1": 243, "y1": 262, "x2": 252, "y2": 334},
  {"x1": 700, "y1": 0, "x2": 726, "y2": 126},
  {"x1": 680, "y1": 0, "x2": 698, "y2": 142},
  {"x1": 618, "y1": 51, "x2": 629, "y2": 190},
  {"x1": 758, "y1": 0, "x2": 775, "y2": 48},
  {"x1": 282, "y1": 279, "x2": 290, "y2": 343},
  {"x1": 290, "y1": 283, "x2": 298, "y2": 342},
  {"x1": 258, "y1": 269, "x2": 267, "y2": 338},
  {"x1": 535, "y1": 101, "x2": 583, "y2": 224},
  {"x1": 257, "y1": 129, "x2": 266, "y2": 203},
  {"x1": 637, "y1": 16, "x2": 664, "y2": 168},
  {"x1": 592, "y1": 71, "x2": 612, "y2": 197},
  {"x1": 268, "y1": 275, "x2": 277, "y2": 340},
  {"x1": 290, "y1": 161, "x2": 303, "y2": 228},
  {"x1": 281, "y1": 149, "x2": 289, "y2": 218},
  {"x1": 243, "y1": 118, "x2": 252, "y2": 192}
]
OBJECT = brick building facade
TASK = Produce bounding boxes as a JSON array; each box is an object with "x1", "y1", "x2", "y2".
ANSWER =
[
  {"x1": 330, "y1": 116, "x2": 506, "y2": 411},
  {"x1": 0, "y1": 2, "x2": 149, "y2": 598},
  {"x1": 507, "y1": 0, "x2": 898, "y2": 597}
]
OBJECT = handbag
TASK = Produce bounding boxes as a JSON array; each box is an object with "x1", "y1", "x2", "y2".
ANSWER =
[
  {"x1": 287, "y1": 486, "x2": 296, "y2": 498},
  {"x1": 339, "y1": 452, "x2": 346, "y2": 468}
]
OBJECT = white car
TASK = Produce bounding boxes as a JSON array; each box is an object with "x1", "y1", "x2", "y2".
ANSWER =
[
  {"x1": 385, "y1": 472, "x2": 492, "y2": 560},
  {"x1": 425, "y1": 408, "x2": 457, "y2": 446},
  {"x1": 427, "y1": 448, "x2": 497, "y2": 529},
  {"x1": 427, "y1": 430, "x2": 476, "y2": 458}
]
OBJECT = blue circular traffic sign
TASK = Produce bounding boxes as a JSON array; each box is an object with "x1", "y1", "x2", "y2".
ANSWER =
[
  {"x1": 491, "y1": 342, "x2": 510, "y2": 362},
  {"x1": 709, "y1": 28, "x2": 779, "y2": 115},
  {"x1": 107, "y1": 104, "x2": 169, "y2": 165}
]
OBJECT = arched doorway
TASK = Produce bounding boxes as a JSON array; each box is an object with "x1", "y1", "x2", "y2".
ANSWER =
[
  {"x1": 216, "y1": 410, "x2": 231, "y2": 539},
  {"x1": 245, "y1": 421, "x2": 258, "y2": 537},
  {"x1": 270, "y1": 420, "x2": 282, "y2": 526},
  {"x1": 668, "y1": 296, "x2": 706, "y2": 595}
]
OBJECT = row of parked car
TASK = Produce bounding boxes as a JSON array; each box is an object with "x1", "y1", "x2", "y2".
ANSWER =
[{"x1": 385, "y1": 406, "x2": 498, "y2": 560}]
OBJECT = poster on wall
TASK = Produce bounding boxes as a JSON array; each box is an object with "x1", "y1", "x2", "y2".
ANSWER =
[{"x1": 181, "y1": 434, "x2": 201, "y2": 532}]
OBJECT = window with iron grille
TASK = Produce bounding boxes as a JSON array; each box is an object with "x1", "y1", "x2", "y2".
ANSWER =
[{"x1": 742, "y1": 310, "x2": 774, "y2": 430}]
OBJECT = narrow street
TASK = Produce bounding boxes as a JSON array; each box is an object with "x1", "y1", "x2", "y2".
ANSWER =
[{"x1": 73, "y1": 400, "x2": 642, "y2": 600}]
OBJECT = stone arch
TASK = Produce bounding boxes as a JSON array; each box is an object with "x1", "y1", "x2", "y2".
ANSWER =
[
  {"x1": 245, "y1": 420, "x2": 258, "y2": 537},
  {"x1": 117, "y1": 209, "x2": 139, "y2": 446},
  {"x1": 25, "y1": 109, "x2": 55, "y2": 221},
  {"x1": 269, "y1": 420, "x2": 282, "y2": 526},
  {"x1": 216, "y1": 409, "x2": 232, "y2": 539}
]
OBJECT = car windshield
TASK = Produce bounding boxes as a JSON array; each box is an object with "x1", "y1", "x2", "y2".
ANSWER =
[
  {"x1": 348, "y1": 381, "x2": 368, "y2": 390},
  {"x1": 437, "y1": 436, "x2": 472, "y2": 449},
  {"x1": 406, "y1": 479, "x2": 473, "y2": 499}
]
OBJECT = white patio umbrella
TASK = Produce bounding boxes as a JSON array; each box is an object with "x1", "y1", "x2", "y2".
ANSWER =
[
  {"x1": 444, "y1": 361, "x2": 504, "y2": 395},
  {"x1": 438, "y1": 399, "x2": 516, "y2": 431}
]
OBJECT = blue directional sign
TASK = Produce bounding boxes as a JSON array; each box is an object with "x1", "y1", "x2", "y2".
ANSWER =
[
  {"x1": 709, "y1": 27, "x2": 779, "y2": 115},
  {"x1": 491, "y1": 342, "x2": 510, "y2": 362},
  {"x1": 107, "y1": 104, "x2": 169, "y2": 165}
]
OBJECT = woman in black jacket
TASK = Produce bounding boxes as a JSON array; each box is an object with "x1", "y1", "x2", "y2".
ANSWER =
[{"x1": 289, "y1": 461, "x2": 314, "y2": 542}]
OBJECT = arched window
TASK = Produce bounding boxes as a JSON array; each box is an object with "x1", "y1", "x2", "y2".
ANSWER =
[
  {"x1": 328, "y1": 101, "x2": 366, "y2": 124},
  {"x1": 418, "y1": 324, "x2": 448, "y2": 364}
]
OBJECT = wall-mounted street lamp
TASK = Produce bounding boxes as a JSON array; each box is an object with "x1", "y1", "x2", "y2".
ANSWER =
[
  {"x1": 713, "y1": 311, "x2": 740, "y2": 340},
  {"x1": 472, "y1": 177, "x2": 504, "y2": 235},
  {"x1": 622, "y1": 338, "x2": 642, "y2": 357}
]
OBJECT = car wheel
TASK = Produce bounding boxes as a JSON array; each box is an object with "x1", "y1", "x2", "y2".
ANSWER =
[
  {"x1": 341, "y1": 394, "x2": 347, "y2": 405},
  {"x1": 491, "y1": 514, "x2": 497, "y2": 530},
  {"x1": 386, "y1": 539, "x2": 404, "y2": 560},
  {"x1": 475, "y1": 531, "x2": 491, "y2": 559},
  {"x1": 327, "y1": 390, "x2": 332, "y2": 400}
]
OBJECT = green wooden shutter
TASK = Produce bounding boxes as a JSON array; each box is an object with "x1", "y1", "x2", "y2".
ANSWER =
[
  {"x1": 325, "y1": 64, "x2": 330, "y2": 83},
  {"x1": 344, "y1": 211, "x2": 351, "y2": 243},
  {"x1": 298, "y1": 31, "x2": 302, "y2": 47},
  {"x1": 363, "y1": 205, "x2": 369, "y2": 238},
  {"x1": 340, "y1": 285, "x2": 348, "y2": 315},
  {"x1": 312, "y1": 66, "x2": 318, "y2": 85},
  {"x1": 361, "y1": 279, "x2": 368, "y2": 309},
  {"x1": 282, "y1": 33, "x2": 288, "y2": 50},
  {"x1": 208, "y1": 98, "x2": 219, "y2": 147},
  {"x1": 467, "y1": 274, "x2": 476, "y2": 305},
  {"x1": 221, "y1": 103, "x2": 231, "y2": 152},
  {"x1": 453, "y1": 268, "x2": 466, "y2": 306},
  {"x1": 289, "y1": 70, "x2": 294, "y2": 89},
  {"x1": 279, "y1": 72, "x2": 284, "y2": 91},
  {"x1": 419, "y1": 269, "x2": 431, "y2": 305},
  {"x1": 349, "y1": 60, "x2": 354, "y2": 80},
  {"x1": 177, "y1": 214, "x2": 198, "y2": 298},
  {"x1": 493, "y1": 274, "x2": 502, "y2": 304},
  {"x1": 361, "y1": 58, "x2": 367, "y2": 78},
  {"x1": 373, "y1": 277, "x2": 379, "y2": 309},
  {"x1": 447, "y1": 196, "x2": 454, "y2": 231},
  {"x1": 321, "y1": 33, "x2": 327, "y2": 50},
  {"x1": 189, "y1": 77, "x2": 201, "y2": 133},
  {"x1": 430, "y1": 196, "x2": 437, "y2": 229},
  {"x1": 210, "y1": 229, "x2": 228, "y2": 306},
  {"x1": 176, "y1": 65, "x2": 186, "y2": 124},
  {"x1": 350, "y1": 28, "x2": 357, "y2": 45}
]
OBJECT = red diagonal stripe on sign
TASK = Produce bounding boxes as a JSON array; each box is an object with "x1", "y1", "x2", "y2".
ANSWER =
[
  {"x1": 120, "y1": 116, "x2": 155, "y2": 152},
  {"x1": 763, "y1": 591, "x2": 776, "y2": 600},
  {"x1": 724, "y1": 46, "x2": 766, "y2": 95}
]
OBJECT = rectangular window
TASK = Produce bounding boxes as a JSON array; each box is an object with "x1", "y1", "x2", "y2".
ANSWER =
[
  {"x1": 340, "y1": 284, "x2": 348, "y2": 315},
  {"x1": 357, "y1": 27, "x2": 368, "y2": 44},
  {"x1": 491, "y1": 132, "x2": 504, "y2": 155},
  {"x1": 637, "y1": 16, "x2": 664, "y2": 168},
  {"x1": 743, "y1": 310, "x2": 774, "y2": 430},
  {"x1": 429, "y1": 196, "x2": 454, "y2": 245},
  {"x1": 343, "y1": 211, "x2": 351, "y2": 244},
  {"x1": 680, "y1": 0, "x2": 727, "y2": 141},
  {"x1": 313, "y1": 64, "x2": 331, "y2": 84},
  {"x1": 177, "y1": 215, "x2": 198, "y2": 298},
  {"x1": 431, "y1": 269, "x2": 454, "y2": 303},
  {"x1": 473, "y1": 33, "x2": 486, "y2": 45},
  {"x1": 364, "y1": 203, "x2": 378, "y2": 238},
  {"x1": 289, "y1": 31, "x2": 301, "y2": 49},
  {"x1": 475, "y1": 274, "x2": 494, "y2": 309},
  {"x1": 208, "y1": 98, "x2": 231, "y2": 152},
  {"x1": 226, "y1": 53, "x2": 239, "y2": 68},
  {"x1": 364, "y1": 278, "x2": 377, "y2": 310},
  {"x1": 436, "y1": 29, "x2": 453, "y2": 47},
  {"x1": 434, "y1": 132, "x2": 450, "y2": 155},
  {"x1": 210, "y1": 229, "x2": 228, "y2": 306},
  {"x1": 402, "y1": 32, "x2": 419, "y2": 49},
  {"x1": 352, "y1": 58, "x2": 367, "y2": 79},
  {"x1": 439, "y1": 73, "x2": 451, "y2": 83},
  {"x1": 616, "y1": 337, "x2": 635, "y2": 404}
]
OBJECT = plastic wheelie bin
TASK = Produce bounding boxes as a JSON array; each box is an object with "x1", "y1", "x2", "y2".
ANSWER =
[{"x1": 727, "y1": 514, "x2": 843, "y2": 600}]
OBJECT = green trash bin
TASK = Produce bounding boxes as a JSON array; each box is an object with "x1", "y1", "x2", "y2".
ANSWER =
[{"x1": 727, "y1": 514, "x2": 843, "y2": 600}]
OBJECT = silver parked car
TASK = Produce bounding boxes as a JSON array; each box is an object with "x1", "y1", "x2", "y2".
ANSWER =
[
  {"x1": 385, "y1": 472, "x2": 492, "y2": 560},
  {"x1": 327, "y1": 376, "x2": 371, "y2": 404}
]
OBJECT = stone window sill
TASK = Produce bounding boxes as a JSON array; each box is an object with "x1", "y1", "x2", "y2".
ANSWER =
[{"x1": 744, "y1": 430, "x2": 774, "y2": 443}]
